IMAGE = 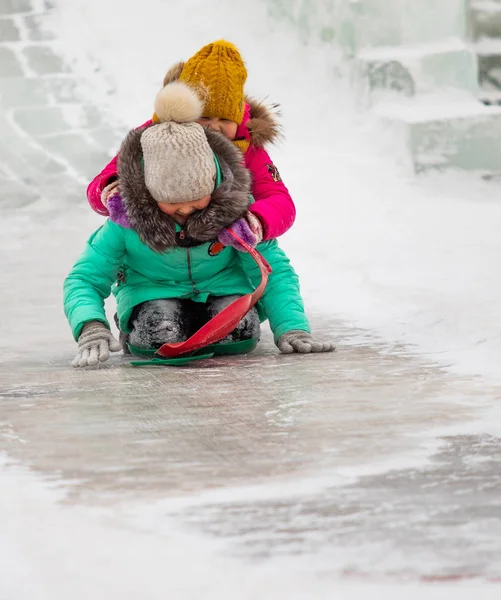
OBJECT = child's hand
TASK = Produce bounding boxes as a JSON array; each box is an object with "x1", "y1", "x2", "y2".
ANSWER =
[
  {"x1": 101, "y1": 180, "x2": 120, "y2": 208},
  {"x1": 277, "y1": 330, "x2": 335, "y2": 354},
  {"x1": 73, "y1": 321, "x2": 121, "y2": 368},
  {"x1": 218, "y1": 212, "x2": 263, "y2": 252}
]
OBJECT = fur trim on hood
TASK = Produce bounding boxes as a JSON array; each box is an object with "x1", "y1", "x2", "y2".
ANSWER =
[
  {"x1": 117, "y1": 124, "x2": 250, "y2": 253},
  {"x1": 245, "y1": 97, "x2": 282, "y2": 147},
  {"x1": 161, "y1": 62, "x2": 282, "y2": 147},
  {"x1": 163, "y1": 61, "x2": 185, "y2": 87}
]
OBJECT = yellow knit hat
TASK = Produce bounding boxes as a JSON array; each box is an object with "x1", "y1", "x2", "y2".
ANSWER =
[{"x1": 178, "y1": 40, "x2": 247, "y2": 124}]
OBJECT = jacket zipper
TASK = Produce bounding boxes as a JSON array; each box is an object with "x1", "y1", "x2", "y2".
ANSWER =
[
  {"x1": 179, "y1": 230, "x2": 199, "y2": 295},
  {"x1": 186, "y1": 249, "x2": 199, "y2": 295}
]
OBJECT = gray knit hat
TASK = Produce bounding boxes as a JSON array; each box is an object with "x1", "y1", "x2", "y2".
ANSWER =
[
  {"x1": 140, "y1": 81, "x2": 217, "y2": 204},
  {"x1": 141, "y1": 121, "x2": 216, "y2": 204}
]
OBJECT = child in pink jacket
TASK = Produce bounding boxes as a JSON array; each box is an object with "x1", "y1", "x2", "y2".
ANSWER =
[{"x1": 87, "y1": 40, "x2": 295, "y2": 248}]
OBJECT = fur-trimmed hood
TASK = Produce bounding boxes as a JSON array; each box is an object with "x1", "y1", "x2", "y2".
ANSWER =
[
  {"x1": 162, "y1": 61, "x2": 282, "y2": 148},
  {"x1": 117, "y1": 124, "x2": 251, "y2": 253},
  {"x1": 243, "y1": 97, "x2": 282, "y2": 148}
]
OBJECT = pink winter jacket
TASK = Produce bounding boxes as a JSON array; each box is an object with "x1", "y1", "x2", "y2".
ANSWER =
[{"x1": 86, "y1": 101, "x2": 295, "y2": 241}]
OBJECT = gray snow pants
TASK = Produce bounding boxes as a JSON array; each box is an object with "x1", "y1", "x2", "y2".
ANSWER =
[{"x1": 126, "y1": 296, "x2": 260, "y2": 350}]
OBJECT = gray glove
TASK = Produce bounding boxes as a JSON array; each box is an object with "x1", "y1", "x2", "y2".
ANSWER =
[
  {"x1": 72, "y1": 320, "x2": 121, "y2": 368},
  {"x1": 277, "y1": 330, "x2": 335, "y2": 354}
]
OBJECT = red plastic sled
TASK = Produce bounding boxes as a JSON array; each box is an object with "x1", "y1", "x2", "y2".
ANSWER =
[{"x1": 156, "y1": 229, "x2": 272, "y2": 358}]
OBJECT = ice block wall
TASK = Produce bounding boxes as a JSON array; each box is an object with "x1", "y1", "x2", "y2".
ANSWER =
[{"x1": 268, "y1": 0, "x2": 501, "y2": 173}]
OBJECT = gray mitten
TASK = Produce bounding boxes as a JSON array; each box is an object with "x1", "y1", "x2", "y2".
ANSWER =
[
  {"x1": 72, "y1": 320, "x2": 121, "y2": 368},
  {"x1": 277, "y1": 330, "x2": 335, "y2": 354}
]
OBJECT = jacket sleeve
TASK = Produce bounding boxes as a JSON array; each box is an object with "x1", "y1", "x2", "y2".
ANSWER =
[
  {"x1": 238, "y1": 240, "x2": 310, "y2": 342},
  {"x1": 64, "y1": 220, "x2": 125, "y2": 340},
  {"x1": 86, "y1": 119, "x2": 154, "y2": 216},
  {"x1": 246, "y1": 146, "x2": 296, "y2": 241}
]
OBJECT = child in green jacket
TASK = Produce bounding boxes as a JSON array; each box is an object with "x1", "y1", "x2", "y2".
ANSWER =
[{"x1": 64, "y1": 82, "x2": 333, "y2": 367}]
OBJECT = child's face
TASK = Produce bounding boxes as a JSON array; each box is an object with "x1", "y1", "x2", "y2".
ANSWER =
[
  {"x1": 197, "y1": 117, "x2": 238, "y2": 140},
  {"x1": 158, "y1": 195, "x2": 211, "y2": 225}
]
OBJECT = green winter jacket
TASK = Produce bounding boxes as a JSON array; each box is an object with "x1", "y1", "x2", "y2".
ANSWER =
[{"x1": 64, "y1": 219, "x2": 310, "y2": 343}]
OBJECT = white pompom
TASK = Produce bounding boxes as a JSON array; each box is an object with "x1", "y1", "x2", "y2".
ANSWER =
[{"x1": 153, "y1": 81, "x2": 204, "y2": 123}]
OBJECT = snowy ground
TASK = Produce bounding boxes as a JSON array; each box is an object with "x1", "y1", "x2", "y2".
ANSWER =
[{"x1": 1, "y1": 0, "x2": 501, "y2": 598}]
